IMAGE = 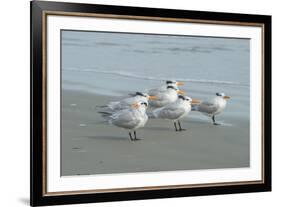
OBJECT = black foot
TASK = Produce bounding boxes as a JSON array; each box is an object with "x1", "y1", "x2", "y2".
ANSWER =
[
  {"x1": 213, "y1": 122, "x2": 221, "y2": 126},
  {"x1": 212, "y1": 116, "x2": 220, "y2": 126},
  {"x1": 132, "y1": 131, "x2": 142, "y2": 141},
  {"x1": 178, "y1": 121, "x2": 186, "y2": 131},
  {"x1": 174, "y1": 122, "x2": 178, "y2": 131},
  {"x1": 129, "y1": 132, "x2": 134, "y2": 141},
  {"x1": 134, "y1": 138, "x2": 143, "y2": 141}
]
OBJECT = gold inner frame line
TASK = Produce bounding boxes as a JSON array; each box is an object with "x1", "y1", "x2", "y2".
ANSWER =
[{"x1": 41, "y1": 10, "x2": 265, "y2": 196}]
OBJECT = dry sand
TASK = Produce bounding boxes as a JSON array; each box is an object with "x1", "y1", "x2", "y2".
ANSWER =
[{"x1": 61, "y1": 89, "x2": 250, "y2": 176}]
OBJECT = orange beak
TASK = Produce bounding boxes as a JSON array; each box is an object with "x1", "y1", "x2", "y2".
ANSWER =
[
  {"x1": 131, "y1": 102, "x2": 139, "y2": 109},
  {"x1": 176, "y1": 81, "x2": 185, "y2": 86},
  {"x1": 177, "y1": 90, "x2": 185, "y2": 95},
  {"x1": 223, "y1": 95, "x2": 230, "y2": 100},
  {"x1": 191, "y1": 99, "x2": 201, "y2": 104},
  {"x1": 148, "y1": 95, "x2": 157, "y2": 100}
]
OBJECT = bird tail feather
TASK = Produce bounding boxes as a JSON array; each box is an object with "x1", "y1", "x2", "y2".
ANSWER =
[
  {"x1": 98, "y1": 111, "x2": 113, "y2": 119},
  {"x1": 96, "y1": 105, "x2": 108, "y2": 108}
]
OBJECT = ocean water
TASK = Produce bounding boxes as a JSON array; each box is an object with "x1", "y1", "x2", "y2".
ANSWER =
[{"x1": 61, "y1": 30, "x2": 250, "y2": 120}]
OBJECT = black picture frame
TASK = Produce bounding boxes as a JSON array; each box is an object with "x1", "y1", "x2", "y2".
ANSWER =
[{"x1": 30, "y1": 1, "x2": 271, "y2": 206}]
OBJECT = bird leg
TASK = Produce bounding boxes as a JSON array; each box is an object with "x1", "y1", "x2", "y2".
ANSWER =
[
  {"x1": 178, "y1": 120, "x2": 186, "y2": 131},
  {"x1": 174, "y1": 122, "x2": 178, "y2": 131},
  {"x1": 134, "y1": 130, "x2": 142, "y2": 141},
  {"x1": 212, "y1": 115, "x2": 220, "y2": 125},
  {"x1": 129, "y1": 132, "x2": 134, "y2": 141}
]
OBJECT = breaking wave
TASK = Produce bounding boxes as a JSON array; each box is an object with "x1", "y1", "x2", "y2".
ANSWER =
[{"x1": 63, "y1": 67, "x2": 249, "y2": 87}]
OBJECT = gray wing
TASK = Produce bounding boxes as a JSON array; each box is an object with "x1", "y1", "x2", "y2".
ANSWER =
[
  {"x1": 155, "y1": 105, "x2": 186, "y2": 120},
  {"x1": 197, "y1": 101, "x2": 218, "y2": 114},
  {"x1": 148, "y1": 86, "x2": 166, "y2": 96},
  {"x1": 148, "y1": 88, "x2": 160, "y2": 96},
  {"x1": 111, "y1": 110, "x2": 140, "y2": 129},
  {"x1": 148, "y1": 91, "x2": 171, "y2": 107}
]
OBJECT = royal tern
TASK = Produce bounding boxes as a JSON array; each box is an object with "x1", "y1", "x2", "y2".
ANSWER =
[
  {"x1": 148, "y1": 80, "x2": 185, "y2": 95},
  {"x1": 192, "y1": 92, "x2": 230, "y2": 125},
  {"x1": 99, "y1": 101, "x2": 148, "y2": 141},
  {"x1": 148, "y1": 85, "x2": 185, "y2": 108},
  {"x1": 149, "y1": 95, "x2": 200, "y2": 131},
  {"x1": 98, "y1": 92, "x2": 157, "y2": 111}
]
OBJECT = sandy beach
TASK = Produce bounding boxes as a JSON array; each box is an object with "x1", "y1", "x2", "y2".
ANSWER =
[{"x1": 61, "y1": 89, "x2": 249, "y2": 176}]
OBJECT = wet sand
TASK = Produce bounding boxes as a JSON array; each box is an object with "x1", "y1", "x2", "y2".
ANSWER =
[{"x1": 61, "y1": 89, "x2": 250, "y2": 176}]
